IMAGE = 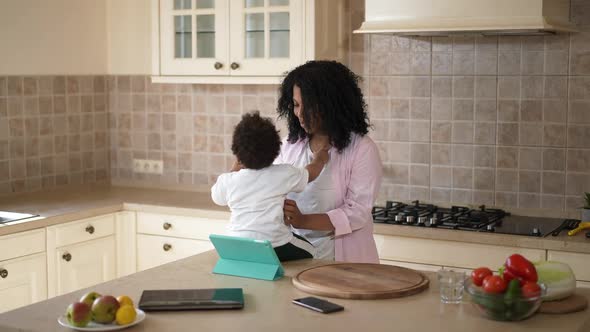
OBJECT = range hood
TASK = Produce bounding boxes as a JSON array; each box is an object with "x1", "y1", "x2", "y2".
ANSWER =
[{"x1": 354, "y1": 0, "x2": 577, "y2": 36}]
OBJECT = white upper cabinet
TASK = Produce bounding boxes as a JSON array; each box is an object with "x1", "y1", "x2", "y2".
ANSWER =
[{"x1": 153, "y1": 0, "x2": 349, "y2": 84}]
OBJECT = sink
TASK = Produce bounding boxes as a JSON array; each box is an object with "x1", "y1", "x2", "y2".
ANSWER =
[{"x1": 0, "y1": 211, "x2": 38, "y2": 224}]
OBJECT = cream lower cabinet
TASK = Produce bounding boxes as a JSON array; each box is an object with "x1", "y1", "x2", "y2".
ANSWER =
[
  {"x1": 547, "y1": 250, "x2": 590, "y2": 287},
  {"x1": 374, "y1": 234, "x2": 546, "y2": 272},
  {"x1": 47, "y1": 214, "x2": 118, "y2": 297},
  {"x1": 0, "y1": 229, "x2": 47, "y2": 313},
  {"x1": 0, "y1": 253, "x2": 47, "y2": 313},
  {"x1": 53, "y1": 237, "x2": 116, "y2": 296},
  {"x1": 135, "y1": 211, "x2": 229, "y2": 272}
]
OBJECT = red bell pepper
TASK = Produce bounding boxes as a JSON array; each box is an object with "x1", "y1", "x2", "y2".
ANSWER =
[{"x1": 504, "y1": 254, "x2": 538, "y2": 283}]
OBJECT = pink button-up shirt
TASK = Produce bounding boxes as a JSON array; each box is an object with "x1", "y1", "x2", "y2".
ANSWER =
[{"x1": 276, "y1": 133, "x2": 383, "y2": 263}]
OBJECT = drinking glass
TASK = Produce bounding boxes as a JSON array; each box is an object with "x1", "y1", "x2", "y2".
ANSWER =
[{"x1": 437, "y1": 269, "x2": 465, "y2": 304}]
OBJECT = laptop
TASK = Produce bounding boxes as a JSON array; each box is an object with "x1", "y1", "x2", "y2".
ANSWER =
[{"x1": 138, "y1": 288, "x2": 244, "y2": 311}]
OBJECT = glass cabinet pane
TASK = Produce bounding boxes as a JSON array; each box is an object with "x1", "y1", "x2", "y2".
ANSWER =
[
  {"x1": 174, "y1": 0, "x2": 191, "y2": 10},
  {"x1": 196, "y1": 0, "x2": 214, "y2": 9},
  {"x1": 270, "y1": 12, "x2": 289, "y2": 58},
  {"x1": 174, "y1": 15, "x2": 192, "y2": 58},
  {"x1": 245, "y1": 0, "x2": 264, "y2": 8},
  {"x1": 196, "y1": 14, "x2": 215, "y2": 58},
  {"x1": 269, "y1": 0, "x2": 289, "y2": 6},
  {"x1": 245, "y1": 13, "x2": 264, "y2": 58}
]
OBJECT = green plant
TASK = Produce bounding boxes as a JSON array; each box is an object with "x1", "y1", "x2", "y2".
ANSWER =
[{"x1": 584, "y1": 192, "x2": 590, "y2": 209}]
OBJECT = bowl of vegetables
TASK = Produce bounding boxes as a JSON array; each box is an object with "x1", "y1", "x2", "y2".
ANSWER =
[{"x1": 466, "y1": 254, "x2": 545, "y2": 321}]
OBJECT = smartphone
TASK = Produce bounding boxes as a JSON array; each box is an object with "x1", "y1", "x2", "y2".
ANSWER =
[{"x1": 292, "y1": 297, "x2": 344, "y2": 313}]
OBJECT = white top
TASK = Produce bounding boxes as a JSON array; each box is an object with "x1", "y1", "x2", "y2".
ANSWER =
[
  {"x1": 284, "y1": 144, "x2": 338, "y2": 260},
  {"x1": 211, "y1": 164, "x2": 309, "y2": 247}
]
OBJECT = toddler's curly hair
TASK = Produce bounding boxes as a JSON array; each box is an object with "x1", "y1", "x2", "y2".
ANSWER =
[{"x1": 231, "y1": 112, "x2": 281, "y2": 170}]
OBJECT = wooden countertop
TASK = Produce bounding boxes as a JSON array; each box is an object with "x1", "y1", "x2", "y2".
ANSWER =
[
  {"x1": 0, "y1": 250, "x2": 588, "y2": 332},
  {"x1": 0, "y1": 184, "x2": 588, "y2": 254}
]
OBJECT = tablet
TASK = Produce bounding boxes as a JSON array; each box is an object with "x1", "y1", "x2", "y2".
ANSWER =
[
  {"x1": 209, "y1": 234, "x2": 284, "y2": 280},
  {"x1": 138, "y1": 288, "x2": 244, "y2": 311}
]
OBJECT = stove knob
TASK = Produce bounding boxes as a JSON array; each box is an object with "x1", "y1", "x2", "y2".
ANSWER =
[
  {"x1": 417, "y1": 217, "x2": 427, "y2": 225},
  {"x1": 406, "y1": 216, "x2": 415, "y2": 224},
  {"x1": 394, "y1": 214, "x2": 403, "y2": 223},
  {"x1": 429, "y1": 217, "x2": 438, "y2": 226},
  {"x1": 486, "y1": 224, "x2": 495, "y2": 232},
  {"x1": 532, "y1": 228, "x2": 541, "y2": 236}
]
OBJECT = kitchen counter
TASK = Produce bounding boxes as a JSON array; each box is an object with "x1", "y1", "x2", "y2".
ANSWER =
[
  {"x1": 0, "y1": 185, "x2": 588, "y2": 254},
  {"x1": 0, "y1": 250, "x2": 588, "y2": 332}
]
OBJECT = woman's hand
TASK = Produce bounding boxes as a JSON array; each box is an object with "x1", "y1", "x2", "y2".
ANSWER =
[{"x1": 283, "y1": 199, "x2": 304, "y2": 227}]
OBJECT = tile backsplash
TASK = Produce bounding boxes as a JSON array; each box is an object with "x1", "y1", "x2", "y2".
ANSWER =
[
  {"x1": 0, "y1": 76, "x2": 109, "y2": 194},
  {"x1": 2, "y1": 0, "x2": 590, "y2": 214}
]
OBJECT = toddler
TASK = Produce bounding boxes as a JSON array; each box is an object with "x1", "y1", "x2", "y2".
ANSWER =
[{"x1": 211, "y1": 112, "x2": 328, "y2": 261}]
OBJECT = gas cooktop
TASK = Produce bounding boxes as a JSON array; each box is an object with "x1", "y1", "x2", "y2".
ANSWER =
[{"x1": 372, "y1": 201, "x2": 573, "y2": 237}]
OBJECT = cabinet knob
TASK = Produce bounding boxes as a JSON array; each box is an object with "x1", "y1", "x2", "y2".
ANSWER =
[
  {"x1": 85, "y1": 225, "x2": 95, "y2": 234},
  {"x1": 62, "y1": 253, "x2": 72, "y2": 262},
  {"x1": 0, "y1": 269, "x2": 7, "y2": 279},
  {"x1": 163, "y1": 222, "x2": 172, "y2": 230},
  {"x1": 163, "y1": 243, "x2": 172, "y2": 252},
  {"x1": 230, "y1": 62, "x2": 240, "y2": 70},
  {"x1": 214, "y1": 62, "x2": 223, "y2": 70}
]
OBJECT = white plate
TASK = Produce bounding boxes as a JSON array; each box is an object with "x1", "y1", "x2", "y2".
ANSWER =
[{"x1": 57, "y1": 308, "x2": 146, "y2": 331}]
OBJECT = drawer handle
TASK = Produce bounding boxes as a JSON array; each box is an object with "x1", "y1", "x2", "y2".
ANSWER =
[
  {"x1": 214, "y1": 62, "x2": 223, "y2": 70},
  {"x1": 163, "y1": 222, "x2": 172, "y2": 230},
  {"x1": 163, "y1": 243, "x2": 172, "y2": 252},
  {"x1": 85, "y1": 225, "x2": 95, "y2": 234},
  {"x1": 230, "y1": 62, "x2": 240, "y2": 70},
  {"x1": 0, "y1": 269, "x2": 7, "y2": 279},
  {"x1": 62, "y1": 253, "x2": 72, "y2": 262}
]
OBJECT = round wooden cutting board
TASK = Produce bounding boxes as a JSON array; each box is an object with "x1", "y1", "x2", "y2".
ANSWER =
[
  {"x1": 539, "y1": 294, "x2": 589, "y2": 314},
  {"x1": 292, "y1": 263, "x2": 430, "y2": 300}
]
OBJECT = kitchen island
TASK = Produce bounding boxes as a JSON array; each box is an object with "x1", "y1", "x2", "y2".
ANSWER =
[{"x1": 0, "y1": 250, "x2": 588, "y2": 332}]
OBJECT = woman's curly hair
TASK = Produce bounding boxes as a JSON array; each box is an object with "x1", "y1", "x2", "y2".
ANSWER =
[
  {"x1": 231, "y1": 111, "x2": 281, "y2": 170},
  {"x1": 277, "y1": 60, "x2": 370, "y2": 152}
]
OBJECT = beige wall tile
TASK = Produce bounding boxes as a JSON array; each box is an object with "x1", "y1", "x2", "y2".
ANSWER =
[
  {"x1": 498, "y1": 77, "x2": 520, "y2": 99},
  {"x1": 567, "y1": 125, "x2": 590, "y2": 148},
  {"x1": 519, "y1": 170, "x2": 541, "y2": 193},
  {"x1": 544, "y1": 99, "x2": 567, "y2": 123},
  {"x1": 497, "y1": 123, "x2": 519, "y2": 145},
  {"x1": 544, "y1": 76, "x2": 568, "y2": 99},
  {"x1": 452, "y1": 51, "x2": 475, "y2": 75},
  {"x1": 390, "y1": 120, "x2": 410, "y2": 141},
  {"x1": 498, "y1": 100, "x2": 519, "y2": 122},
  {"x1": 570, "y1": 51, "x2": 590, "y2": 75},
  {"x1": 410, "y1": 99, "x2": 430, "y2": 119},
  {"x1": 566, "y1": 149, "x2": 590, "y2": 172},
  {"x1": 391, "y1": 99, "x2": 409, "y2": 119},
  {"x1": 452, "y1": 144, "x2": 474, "y2": 167},
  {"x1": 543, "y1": 124, "x2": 566, "y2": 146},
  {"x1": 431, "y1": 187, "x2": 451, "y2": 202},
  {"x1": 475, "y1": 77, "x2": 497, "y2": 98},
  {"x1": 520, "y1": 100, "x2": 542, "y2": 122},
  {"x1": 410, "y1": 120, "x2": 430, "y2": 142},
  {"x1": 453, "y1": 167, "x2": 473, "y2": 189},
  {"x1": 410, "y1": 186, "x2": 430, "y2": 201},
  {"x1": 410, "y1": 164, "x2": 430, "y2": 186},
  {"x1": 498, "y1": 51, "x2": 521, "y2": 74},
  {"x1": 410, "y1": 77, "x2": 430, "y2": 97},
  {"x1": 474, "y1": 145, "x2": 495, "y2": 168},
  {"x1": 541, "y1": 195, "x2": 565, "y2": 210},
  {"x1": 521, "y1": 76, "x2": 544, "y2": 99},
  {"x1": 543, "y1": 148, "x2": 566, "y2": 171},
  {"x1": 410, "y1": 143, "x2": 430, "y2": 164},
  {"x1": 475, "y1": 51, "x2": 498, "y2": 75},
  {"x1": 411, "y1": 52, "x2": 432, "y2": 75},
  {"x1": 452, "y1": 121, "x2": 474, "y2": 144},
  {"x1": 432, "y1": 77, "x2": 452, "y2": 98},
  {"x1": 496, "y1": 191, "x2": 518, "y2": 207},
  {"x1": 474, "y1": 122, "x2": 496, "y2": 144},
  {"x1": 474, "y1": 100, "x2": 497, "y2": 121},
  {"x1": 431, "y1": 166, "x2": 452, "y2": 187},
  {"x1": 383, "y1": 164, "x2": 409, "y2": 184},
  {"x1": 432, "y1": 52, "x2": 452, "y2": 75},
  {"x1": 389, "y1": 142, "x2": 409, "y2": 163},
  {"x1": 519, "y1": 123, "x2": 543, "y2": 146},
  {"x1": 497, "y1": 146, "x2": 518, "y2": 168},
  {"x1": 542, "y1": 171, "x2": 565, "y2": 195},
  {"x1": 431, "y1": 144, "x2": 451, "y2": 165},
  {"x1": 519, "y1": 193, "x2": 540, "y2": 208},
  {"x1": 452, "y1": 99, "x2": 474, "y2": 120},
  {"x1": 566, "y1": 172, "x2": 590, "y2": 195},
  {"x1": 519, "y1": 147, "x2": 542, "y2": 170},
  {"x1": 453, "y1": 77, "x2": 474, "y2": 98},
  {"x1": 545, "y1": 51, "x2": 569, "y2": 75},
  {"x1": 522, "y1": 51, "x2": 544, "y2": 74},
  {"x1": 496, "y1": 169, "x2": 518, "y2": 192},
  {"x1": 452, "y1": 189, "x2": 472, "y2": 204},
  {"x1": 474, "y1": 168, "x2": 494, "y2": 190}
]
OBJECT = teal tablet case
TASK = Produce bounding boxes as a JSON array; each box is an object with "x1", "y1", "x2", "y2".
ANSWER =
[{"x1": 209, "y1": 234, "x2": 284, "y2": 281}]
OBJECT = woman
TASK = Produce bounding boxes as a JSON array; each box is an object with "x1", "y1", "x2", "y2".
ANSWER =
[{"x1": 275, "y1": 60, "x2": 383, "y2": 263}]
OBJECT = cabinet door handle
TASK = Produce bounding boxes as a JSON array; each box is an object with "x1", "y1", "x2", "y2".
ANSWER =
[
  {"x1": 85, "y1": 225, "x2": 95, "y2": 234},
  {"x1": 0, "y1": 269, "x2": 7, "y2": 278},
  {"x1": 62, "y1": 253, "x2": 72, "y2": 262},
  {"x1": 163, "y1": 222, "x2": 172, "y2": 230},
  {"x1": 163, "y1": 243, "x2": 172, "y2": 251},
  {"x1": 214, "y1": 62, "x2": 223, "y2": 69},
  {"x1": 230, "y1": 62, "x2": 240, "y2": 70}
]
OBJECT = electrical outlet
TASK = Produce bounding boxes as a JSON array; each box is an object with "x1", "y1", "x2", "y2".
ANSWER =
[
  {"x1": 149, "y1": 160, "x2": 163, "y2": 174},
  {"x1": 133, "y1": 159, "x2": 163, "y2": 174}
]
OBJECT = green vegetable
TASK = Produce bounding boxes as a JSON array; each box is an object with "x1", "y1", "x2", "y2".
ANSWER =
[
  {"x1": 504, "y1": 279, "x2": 521, "y2": 309},
  {"x1": 533, "y1": 261, "x2": 576, "y2": 301}
]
